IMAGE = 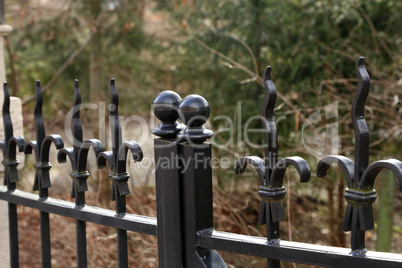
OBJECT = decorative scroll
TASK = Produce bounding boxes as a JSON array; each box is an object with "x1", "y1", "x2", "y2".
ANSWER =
[
  {"x1": 97, "y1": 79, "x2": 143, "y2": 202},
  {"x1": 235, "y1": 66, "x2": 311, "y2": 243},
  {"x1": 317, "y1": 57, "x2": 402, "y2": 255},
  {"x1": 57, "y1": 80, "x2": 105, "y2": 204},
  {"x1": 24, "y1": 81, "x2": 64, "y2": 197},
  {"x1": 0, "y1": 82, "x2": 25, "y2": 189}
]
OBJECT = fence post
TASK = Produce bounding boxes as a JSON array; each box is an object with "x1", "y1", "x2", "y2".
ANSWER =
[
  {"x1": 176, "y1": 95, "x2": 226, "y2": 267},
  {"x1": 152, "y1": 91, "x2": 185, "y2": 267},
  {"x1": 152, "y1": 91, "x2": 226, "y2": 267}
]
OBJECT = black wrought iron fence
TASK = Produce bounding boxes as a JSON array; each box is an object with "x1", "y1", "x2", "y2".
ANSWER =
[{"x1": 0, "y1": 57, "x2": 401, "y2": 268}]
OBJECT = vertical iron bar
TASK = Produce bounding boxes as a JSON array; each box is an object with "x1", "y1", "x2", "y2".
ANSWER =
[
  {"x1": 40, "y1": 210, "x2": 51, "y2": 268},
  {"x1": 76, "y1": 188, "x2": 87, "y2": 268},
  {"x1": 110, "y1": 79, "x2": 128, "y2": 268},
  {"x1": 8, "y1": 202, "x2": 18, "y2": 268},
  {"x1": 96, "y1": 80, "x2": 142, "y2": 268},
  {"x1": 35, "y1": 81, "x2": 51, "y2": 268},
  {"x1": 116, "y1": 193, "x2": 128, "y2": 268},
  {"x1": 73, "y1": 80, "x2": 87, "y2": 268},
  {"x1": 350, "y1": 57, "x2": 370, "y2": 252},
  {"x1": 76, "y1": 220, "x2": 87, "y2": 267},
  {"x1": 3, "y1": 82, "x2": 21, "y2": 268},
  {"x1": 154, "y1": 139, "x2": 183, "y2": 267}
]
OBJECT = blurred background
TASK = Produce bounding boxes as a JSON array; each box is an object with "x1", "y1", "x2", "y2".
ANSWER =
[{"x1": 2, "y1": 0, "x2": 401, "y2": 267}]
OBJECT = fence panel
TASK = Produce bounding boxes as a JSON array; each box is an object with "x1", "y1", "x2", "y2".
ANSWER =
[{"x1": 0, "y1": 57, "x2": 401, "y2": 268}]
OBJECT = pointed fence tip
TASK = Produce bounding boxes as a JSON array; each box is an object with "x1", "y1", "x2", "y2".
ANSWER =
[
  {"x1": 357, "y1": 57, "x2": 365, "y2": 66},
  {"x1": 110, "y1": 78, "x2": 115, "y2": 86},
  {"x1": 36, "y1": 80, "x2": 41, "y2": 87},
  {"x1": 263, "y1": 66, "x2": 272, "y2": 81}
]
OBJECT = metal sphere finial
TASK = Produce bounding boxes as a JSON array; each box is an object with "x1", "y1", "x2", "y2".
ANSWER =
[
  {"x1": 152, "y1": 90, "x2": 184, "y2": 139},
  {"x1": 177, "y1": 94, "x2": 213, "y2": 144}
]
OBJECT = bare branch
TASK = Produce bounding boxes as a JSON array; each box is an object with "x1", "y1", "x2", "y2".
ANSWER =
[{"x1": 22, "y1": 8, "x2": 107, "y2": 106}]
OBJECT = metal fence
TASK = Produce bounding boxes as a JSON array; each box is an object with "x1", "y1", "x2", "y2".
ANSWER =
[{"x1": 0, "y1": 57, "x2": 401, "y2": 268}]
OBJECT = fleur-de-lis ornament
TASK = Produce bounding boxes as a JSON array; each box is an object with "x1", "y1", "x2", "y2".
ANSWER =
[
  {"x1": 1, "y1": 82, "x2": 25, "y2": 190},
  {"x1": 317, "y1": 57, "x2": 402, "y2": 255},
  {"x1": 236, "y1": 67, "x2": 311, "y2": 267},
  {"x1": 96, "y1": 79, "x2": 143, "y2": 268},
  {"x1": 57, "y1": 80, "x2": 105, "y2": 205},
  {"x1": 24, "y1": 81, "x2": 64, "y2": 197},
  {"x1": 97, "y1": 79, "x2": 143, "y2": 207}
]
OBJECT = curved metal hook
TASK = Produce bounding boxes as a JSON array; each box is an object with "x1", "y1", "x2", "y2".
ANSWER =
[
  {"x1": 24, "y1": 141, "x2": 39, "y2": 159},
  {"x1": 116, "y1": 141, "x2": 143, "y2": 174},
  {"x1": 7, "y1": 136, "x2": 26, "y2": 156},
  {"x1": 4, "y1": 136, "x2": 25, "y2": 184},
  {"x1": 76, "y1": 139, "x2": 105, "y2": 172},
  {"x1": 352, "y1": 57, "x2": 370, "y2": 181},
  {"x1": 317, "y1": 155, "x2": 355, "y2": 188},
  {"x1": 345, "y1": 158, "x2": 402, "y2": 232},
  {"x1": 235, "y1": 156, "x2": 265, "y2": 185},
  {"x1": 57, "y1": 147, "x2": 75, "y2": 167},
  {"x1": 97, "y1": 150, "x2": 115, "y2": 170},
  {"x1": 359, "y1": 159, "x2": 402, "y2": 191},
  {"x1": 24, "y1": 140, "x2": 42, "y2": 191},
  {"x1": 39, "y1": 134, "x2": 64, "y2": 163},
  {"x1": 97, "y1": 150, "x2": 123, "y2": 201},
  {"x1": 270, "y1": 156, "x2": 311, "y2": 188}
]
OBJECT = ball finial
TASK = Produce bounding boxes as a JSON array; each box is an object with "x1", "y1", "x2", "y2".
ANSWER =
[
  {"x1": 177, "y1": 94, "x2": 213, "y2": 144},
  {"x1": 151, "y1": 91, "x2": 184, "y2": 139}
]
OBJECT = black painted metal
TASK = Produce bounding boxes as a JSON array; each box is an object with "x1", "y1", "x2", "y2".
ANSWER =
[
  {"x1": 97, "y1": 79, "x2": 143, "y2": 268},
  {"x1": 317, "y1": 57, "x2": 402, "y2": 255},
  {"x1": 151, "y1": 90, "x2": 184, "y2": 139},
  {"x1": 197, "y1": 230, "x2": 402, "y2": 267},
  {"x1": 235, "y1": 66, "x2": 311, "y2": 267},
  {"x1": 154, "y1": 138, "x2": 183, "y2": 267},
  {"x1": 0, "y1": 57, "x2": 401, "y2": 268},
  {"x1": 57, "y1": 80, "x2": 105, "y2": 267},
  {"x1": 1, "y1": 82, "x2": 25, "y2": 268},
  {"x1": 177, "y1": 94, "x2": 213, "y2": 144},
  {"x1": 152, "y1": 91, "x2": 184, "y2": 267},
  {"x1": 24, "y1": 81, "x2": 64, "y2": 268},
  {"x1": 0, "y1": 187, "x2": 157, "y2": 234}
]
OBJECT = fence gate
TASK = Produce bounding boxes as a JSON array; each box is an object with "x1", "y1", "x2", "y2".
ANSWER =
[{"x1": 0, "y1": 57, "x2": 402, "y2": 267}]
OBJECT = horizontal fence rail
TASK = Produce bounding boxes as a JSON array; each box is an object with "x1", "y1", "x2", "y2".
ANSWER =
[
  {"x1": 197, "y1": 230, "x2": 402, "y2": 267},
  {"x1": 0, "y1": 57, "x2": 401, "y2": 268},
  {"x1": 0, "y1": 187, "x2": 157, "y2": 235}
]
